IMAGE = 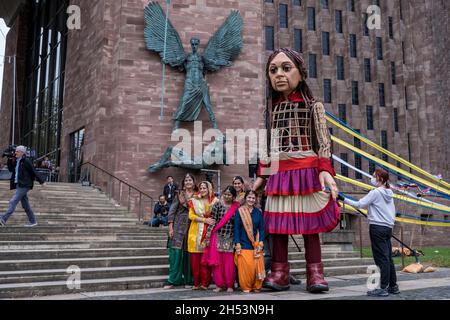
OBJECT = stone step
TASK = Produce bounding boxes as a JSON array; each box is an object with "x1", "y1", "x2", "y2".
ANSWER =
[
  {"x1": 0, "y1": 255, "x2": 170, "y2": 271},
  {"x1": 0, "y1": 233, "x2": 170, "y2": 242},
  {"x1": 0, "y1": 265, "x2": 168, "y2": 285},
  {"x1": 0, "y1": 264, "x2": 390, "y2": 299},
  {"x1": 0, "y1": 240, "x2": 167, "y2": 250},
  {"x1": 0, "y1": 247, "x2": 360, "y2": 260}
]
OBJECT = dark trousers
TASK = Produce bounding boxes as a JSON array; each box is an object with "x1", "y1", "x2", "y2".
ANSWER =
[{"x1": 369, "y1": 224, "x2": 397, "y2": 289}]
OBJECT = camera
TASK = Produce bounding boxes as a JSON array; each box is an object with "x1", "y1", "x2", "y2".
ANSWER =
[{"x1": 2, "y1": 145, "x2": 17, "y2": 158}]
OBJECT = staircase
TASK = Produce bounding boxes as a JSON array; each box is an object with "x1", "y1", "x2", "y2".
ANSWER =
[{"x1": 0, "y1": 181, "x2": 374, "y2": 299}]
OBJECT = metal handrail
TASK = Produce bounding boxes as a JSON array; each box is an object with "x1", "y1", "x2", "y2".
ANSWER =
[{"x1": 79, "y1": 162, "x2": 154, "y2": 222}]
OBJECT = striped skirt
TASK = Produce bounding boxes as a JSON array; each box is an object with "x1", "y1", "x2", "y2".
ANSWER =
[{"x1": 264, "y1": 167, "x2": 340, "y2": 234}]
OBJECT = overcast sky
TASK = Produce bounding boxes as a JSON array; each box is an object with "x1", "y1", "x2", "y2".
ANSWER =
[{"x1": 0, "y1": 19, "x2": 10, "y2": 112}]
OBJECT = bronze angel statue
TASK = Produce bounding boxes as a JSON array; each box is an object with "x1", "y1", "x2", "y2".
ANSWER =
[
  {"x1": 144, "y1": 1, "x2": 243, "y2": 172},
  {"x1": 144, "y1": 1, "x2": 244, "y2": 131}
]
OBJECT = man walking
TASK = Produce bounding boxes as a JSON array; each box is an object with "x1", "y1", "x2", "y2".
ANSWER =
[{"x1": 0, "y1": 146, "x2": 46, "y2": 227}]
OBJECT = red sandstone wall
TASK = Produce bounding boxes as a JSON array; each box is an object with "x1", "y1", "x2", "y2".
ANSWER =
[{"x1": 61, "y1": 0, "x2": 265, "y2": 199}]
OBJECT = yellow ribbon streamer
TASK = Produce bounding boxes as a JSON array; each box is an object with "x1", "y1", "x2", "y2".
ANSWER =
[
  {"x1": 331, "y1": 135, "x2": 450, "y2": 197},
  {"x1": 326, "y1": 115, "x2": 450, "y2": 189},
  {"x1": 340, "y1": 202, "x2": 450, "y2": 227},
  {"x1": 335, "y1": 174, "x2": 450, "y2": 214}
]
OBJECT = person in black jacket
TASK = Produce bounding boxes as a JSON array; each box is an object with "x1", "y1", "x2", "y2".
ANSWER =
[
  {"x1": 163, "y1": 176, "x2": 178, "y2": 206},
  {"x1": 150, "y1": 195, "x2": 170, "y2": 227},
  {"x1": 0, "y1": 146, "x2": 46, "y2": 227}
]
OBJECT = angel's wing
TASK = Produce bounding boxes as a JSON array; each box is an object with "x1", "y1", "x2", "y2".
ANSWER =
[
  {"x1": 144, "y1": 2, "x2": 186, "y2": 68},
  {"x1": 203, "y1": 10, "x2": 244, "y2": 72}
]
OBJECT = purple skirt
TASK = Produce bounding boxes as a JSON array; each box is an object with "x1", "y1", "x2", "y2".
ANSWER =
[{"x1": 264, "y1": 168, "x2": 340, "y2": 234}]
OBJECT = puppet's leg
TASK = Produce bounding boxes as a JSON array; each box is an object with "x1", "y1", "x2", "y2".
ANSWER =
[
  {"x1": 262, "y1": 234, "x2": 290, "y2": 291},
  {"x1": 304, "y1": 234, "x2": 329, "y2": 293}
]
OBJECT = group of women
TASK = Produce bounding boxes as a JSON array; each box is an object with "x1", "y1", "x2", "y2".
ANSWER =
[{"x1": 164, "y1": 175, "x2": 264, "y2": 293}]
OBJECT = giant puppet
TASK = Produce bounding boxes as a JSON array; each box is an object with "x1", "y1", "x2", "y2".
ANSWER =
[{"x1": 256, "y1": 48, "x2": 340, "y2": 293}]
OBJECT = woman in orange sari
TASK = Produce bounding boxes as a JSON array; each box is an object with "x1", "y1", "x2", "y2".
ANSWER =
[
  {"x1": 234, "y1": 190, "x2": 265, "y2": 293},
  {"x1": 187, "y1": 181, "x2": 218, "y2": 290}
]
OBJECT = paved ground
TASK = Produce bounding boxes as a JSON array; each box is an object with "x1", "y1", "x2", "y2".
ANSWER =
[{"x1": 19, "y1": 268, "x2": 450, "y2": 300}]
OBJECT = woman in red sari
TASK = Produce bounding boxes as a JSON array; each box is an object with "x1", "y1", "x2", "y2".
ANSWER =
[{"x1": 202, "y1": 186, "x2": 240, "y2": 292}]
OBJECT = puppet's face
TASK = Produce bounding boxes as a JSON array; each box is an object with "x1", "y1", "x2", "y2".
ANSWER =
[{"x1": 268, "y1": 52, "x2": 302, "y2": 97}]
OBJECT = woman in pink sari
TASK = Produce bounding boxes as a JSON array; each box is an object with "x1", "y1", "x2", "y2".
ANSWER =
[{"x1": 202, "y1": 186, "x2": 240, "y2": 292}]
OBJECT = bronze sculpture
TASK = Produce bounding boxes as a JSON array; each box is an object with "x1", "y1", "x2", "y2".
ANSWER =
[{"x1": 144, "y1": 1, "x2": 243, "y2": 172}]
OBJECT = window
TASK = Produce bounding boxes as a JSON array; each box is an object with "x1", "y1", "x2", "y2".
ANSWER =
[
  {"x1": 309, "y1": 53, "x2": 317, "y2": 78},
  {"x1": 321, "y1": 0, "x2": 329, "y2": 9},
  {"x1": 363, "y1": 13, "x2": 369, "y2": 36},
  {"x1": 399, "y1": 0, "x2": 403, "y2": 20},
  {"x1": 265, "y1": 0, "x2": 274, "y2": 3},
  {"x1": 355, "y1": 155, "x2": 362, "y2": 179},
  {"x1": 338, "y1": 104, "x2": 347, "y2": 124},
  {"x1": 21, "y1": 0, "x2": 69, "y2": 168},
  {"x1": 402, "y1": 41, "x2": 405, "y2": 64},
  {"x1": 340, "y1": 153, "x2": 349, "y2": 177},
  {"x1": 354, "y1": 131, "x2": 361, "y2": 149},
  {"x1": 280, "y1": 4, "x2": 288, "y2": 28},
  {"x1": 369, "y1": 162, "x2": 376, "y2": 175},
  {"x1": 348, "y1": 0, "x2": 355, "y2": 12},
  {"x1": 69, "y1": 128, "x2": 85, "y2": 183},
  {"x1": 353, "y1": 131, "x2": 363, "y2": 179},
  {"x1": 335, "y1": 10, "x2": 343, "y2": 33},
  {"x1": 391, "y1": 61, "x2": 396, "y2": 85},
  {"x1": 265, "y1": 26, "x2": 274, "y2": 51},
  {"x1": 388, "y1": 17, "x2": 394, "y2": 39},
  {"x1": 374, "y1": 0, "x2": 380, "y2": 7},
  {"x1": 376, "y1": 37, "x2": 383, "y2": 60},
  {"x1": 293, "y1": 0, "x2": 301, "y2": 6},
  {"x1": 366, "y1": 105, "x2": 374, "y2": 130},
  {"x1": 379, "y1": 83, "x2": 385, "y2": 107},
  {"x1": 381, "y1": 130, "x2": 388, "y2": 161},
  {"x1": 337, "y1": 56, "x2": 345, "y2": 80},
  {"x1": 407, "y1": 133, "x2": 411, "y2": 162},
  {"x1": 322, "y1": 32, "x2": 330, "y2": 55},
  {"x1": 308, "y1": 7, "x2": 316, "y2": 31},
  {"x1": 394, "y1": 108, "x2": 399, "y2": 132},
  {"x1": 405, "y1": 86, "x2": 408, "y2": 109},
  {"x1": 294, "y1": 29, "x2": 302, "y2": 52},
  {"x1": 349, "y1": 34, "x2": 357, "y2": 57},
  {"x1": 324, "y1": 79, "x2": 332, "y2": 103},
  {"x1": 364, "y1": 58, "x2": 371, "y2": 82},
  {"x1": 352, "y1": 81, "x2": 359, "y2": 105}
]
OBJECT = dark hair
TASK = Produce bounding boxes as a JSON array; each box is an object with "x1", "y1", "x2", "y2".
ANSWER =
[
  {"x1": 265, "y1": 48, "x2": 316, "y2": 108},
  {"x1": 222, "y1": 185, "x2": 237, "y2": 198},
  {"x1": 375, "y1": 169, "x2": 390, "y2": 188},
  {"x1": 232, "y1": 176, "x2": 245, "y2": 184},
  {"x1": 166, "y1": 175, "x2": 174, "y2": 179},
  {"x1": 244, "y1": 189, "x2": 257, "y2": 200},
  {"x1": 181, "y1": 173, "x2": 198, "y2": 192},
  {"x1": 159, "y1": 194, "x2": 165, "y2": 199}
]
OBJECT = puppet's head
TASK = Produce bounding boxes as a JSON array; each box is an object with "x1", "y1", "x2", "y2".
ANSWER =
[{"x1": 266, "y1": 48, "x2": 315, "y2": 104}]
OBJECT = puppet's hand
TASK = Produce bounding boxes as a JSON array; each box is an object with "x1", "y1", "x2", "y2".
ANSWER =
[{"x1": 319, "y1": 171, "x2": 338, "y2": 200}]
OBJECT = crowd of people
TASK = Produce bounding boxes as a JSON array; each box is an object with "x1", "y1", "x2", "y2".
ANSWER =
[{"x1": 162, "y1": 174, "x2": 266, "y2": 293}]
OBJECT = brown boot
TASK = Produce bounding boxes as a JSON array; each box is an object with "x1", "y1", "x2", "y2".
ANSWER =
[
  {"x1": 306, "y1": 262, "x2": 329, "y2": 293},
  {"x1": 263, "y1": 262, "x2": 290, "y2": 291}
]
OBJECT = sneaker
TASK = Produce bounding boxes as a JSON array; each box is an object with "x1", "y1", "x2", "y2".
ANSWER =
[
  {"x1": 163, "y1": 284, "x2": 174, "y2": 290},
  {"x1": 388, "y1": 285, "x2": 401, "y2": 294},
  {"x1": 367, "y1": 288, "x2": 389, "y2": 297},
  {"x1": 24, "y1": 222, "x2": 38, "y2": 227}
]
